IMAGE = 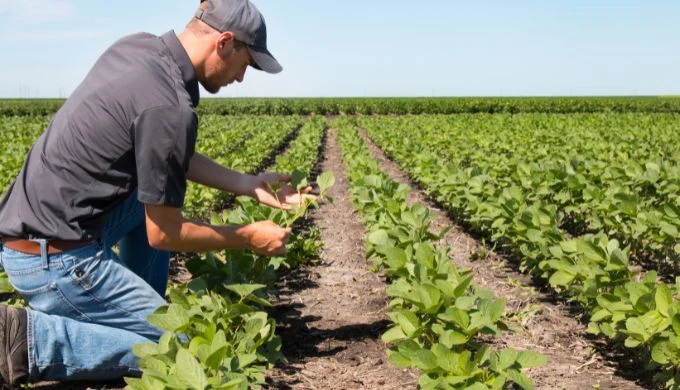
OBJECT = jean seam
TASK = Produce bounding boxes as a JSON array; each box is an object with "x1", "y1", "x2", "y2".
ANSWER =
[
  {"x1": 4, "y1": 264, "x2": 64, "y2": 276},
  {"x1": 34, "y1": 362, "x2": 139, "y2": 370},
  {"x1": 10, "y1": 281, "x2": 54, "y2": 297},
  {"x1": 26, "y1": 310, "x2": 38, "y2": 381}
]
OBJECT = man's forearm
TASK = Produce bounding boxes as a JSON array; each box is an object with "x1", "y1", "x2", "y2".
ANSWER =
[
  {"x1": 154, "y1": 218, "x2": 250, "y2": 253},
  {"x1": 187, "y1": 152, "x2": 255, "y2": 196},
  {"x1": 144, "y1": 204, "x2": 289, "y2": 255}
]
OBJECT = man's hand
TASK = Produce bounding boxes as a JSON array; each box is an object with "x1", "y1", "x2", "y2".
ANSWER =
[
  {"x1": 250, "y1": 172, "x2": 318, "y2": 210},
  {"x1": 238, "y1": 220, "x2": 291, "y2": 256}
]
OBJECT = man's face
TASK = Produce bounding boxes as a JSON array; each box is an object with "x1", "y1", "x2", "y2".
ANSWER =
[{"x1": 201, "y1": 38, "x2": 252, "y2": 94}]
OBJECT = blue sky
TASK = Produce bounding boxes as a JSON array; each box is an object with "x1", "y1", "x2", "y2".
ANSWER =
[{"x1": 1, "y1": 0, "x2": 679, "y2": 98}]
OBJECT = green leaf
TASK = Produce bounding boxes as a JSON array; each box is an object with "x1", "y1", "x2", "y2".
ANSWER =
[
  {"x1": 205, "y1": 346, "x2": 227, "y2": 370},
  {"x1": 237, "y1": 353, "x2": 258, "y2": 369},
  {"x1": 498, "y1": 348, "x2": 519, "y2": 369},
  {"x1": 378, "y1": 245, "x2": 408, "y2": 269},
  {"x1": 625, "y1": 317, "x2": 650, "y2": 344},
  {"x1": 590, "y1": 309, "x2": 612, "y2": 323},
  {"x1": 576, "y1": 239, "x2": 606, "y2": 262},
  {"x1": 586, "y1": 322, "x2": 601, "y2": 335},
  {"x1": 660, "y1": 222, "x2": 679, "y2": 238},
  {"x1": 614, "y1": 193, "x2": 638, "y2": 216},
  {"x1": 415, "y1": 244, "x2": 435, "y2": 268},
  {"x1": 367, "y1": 229, "x2": 390, "y2": 246},
  {"x1": 549, "y1": 270, "x2": 575, "y2": 287},
  {"x1": 290, "y1": 170, "x2": 308, "y2": 191},
  {"x1": 225, "y1": 284, "x2": 267, "y2": 299},
  {"x1": 651, "y1": 340, "x2": 671, "y2": 364},
  {"x1": 439, "y1": 330, "x2": 469, "y2": 347},
  {"x1": 414, "y1": 284, "x2": 442, "y2": 314},
  {"x1": 453, "y1": 275, "x2": 473, "y2": 298},
  {"x1": 559, "y1": 240, "x2": 578, "y2": 253},
  {"x1": 411, "y1": 349, "x2": 438, "y2": 371},
  {"x1": 147, "y1": 304, "x2": 190, "y2": 332},
  {"x1": 506, "y1": 368, "x2": 535, "y2": 390},
  {"x1": 431, "y1": 343, "x2": 458, "y2": 372},
  {"x1": 124, "y1": 377, "x2": 155, "y2": 390},
  {"x1": 438, "y1": 307, "x2": 470, "y2": 329},
  {"x1": 526, "y1": 229, "x2": 543, "y2": 243},
  {"x1": 624, "y1": 337, "x2": 642, "y2": 348},
  {"x1": 317, "y1": 171, "x2": 335, "y2": 194},
  {"x1": 0, "y1": 274, "x2": 15, "y2": 294},
  {"x1": 486, "y1": 299, "x2": 506, "y2": 322},
  {"x1": 133, "y1": 342, "x2": 160, "y2": 358},
  {"x1": 382, "y1": 326, "x2": 407, "y2": 343},
  {"x1": 548, "y1": 245, "x2": 563, "y2": 258},
  {"x1": 387, "y1": 350, "x2": 412, "y2": 368},
  {"x1": 516, "y1": 350, "x2": 547, "y2": 368},
  {"x1": 672, "y1": 314, "x2": 680, "y2": 335},
  {"x1": 394, "y1": 311, "x2": 421, "y2": 336},
  {"x1": 168, "y1": 288, "x2": 190, "y2": 308},
  {"x1": 176, "y1": 349, "x2": 208, "y2": 390},
  {"x1": 655, "y1": 284, "x2": 673, "y2": 317}
]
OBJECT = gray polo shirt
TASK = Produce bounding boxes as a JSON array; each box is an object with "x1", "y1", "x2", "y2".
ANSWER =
[{"x1": 0, "y1": 31, "x2": 200, "y2": 241}]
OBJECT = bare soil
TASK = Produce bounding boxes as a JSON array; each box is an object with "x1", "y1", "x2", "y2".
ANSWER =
[
  {"x1": 358, "y1": 128, "x2": 648, "y2": 390},
  {"x1": 266, "y1": 129, "x2": 418, "y2": 389}
]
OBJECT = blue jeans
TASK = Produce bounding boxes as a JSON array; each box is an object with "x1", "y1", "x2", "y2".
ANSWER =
[{"x1": 0, "y1": 190, "x2": 170, "y2": 382}]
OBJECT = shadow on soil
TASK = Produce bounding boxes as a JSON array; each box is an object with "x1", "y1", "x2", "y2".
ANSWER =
[
  {"x1": 266, "y1": 315, "x2": 392, "y2": 390},
  {"x1": 32, "y1": 380, "x2": 127, "y2": 390}
]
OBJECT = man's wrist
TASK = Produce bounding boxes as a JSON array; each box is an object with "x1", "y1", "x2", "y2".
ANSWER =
[
  {"x1": 224, "y1": 224, "x2": 252, "y2": 250},
  {"x1": 241, "y1": 174, "x2": 260, "y2": 198}
]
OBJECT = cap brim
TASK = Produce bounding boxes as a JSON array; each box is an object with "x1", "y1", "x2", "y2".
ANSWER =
[{"x1": 248, "y1": 46, "x2": 282, "y2": 74}]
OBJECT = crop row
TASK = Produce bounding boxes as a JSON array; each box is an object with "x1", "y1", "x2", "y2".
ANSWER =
[
  {"x1": 335, "y1": 119, "x2": 545, "y2": 389},
  {"x1": 127, "y1": 116, "x2": 332, "y2": 389},
  {"x1": 184, "y1": 115, "x2": 303, "y2": 217},
  {"x1": 0, "y1": 115, "x2": 51, "y2": 193},
  {"x1": 0, "y1": 114, "x2": 332, "y2": 388},
  {"x1": 4, "y1": 96, "x2": 680, "y2": 116},
  {"x1": 359, "y1": 114, "x2": 680, "y2": 278},
  {"x1": 360, "y1": 116, "x2": 680, "y2": 388}
]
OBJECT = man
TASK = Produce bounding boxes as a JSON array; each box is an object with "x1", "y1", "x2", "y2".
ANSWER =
[{"x1": 0, "y1": 0, "x2": 306, "y2": 387}]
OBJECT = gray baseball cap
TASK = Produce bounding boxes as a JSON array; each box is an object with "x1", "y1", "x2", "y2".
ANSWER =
[{"x1": 194, "y1": 0, "x2": 282, "y2": 74}]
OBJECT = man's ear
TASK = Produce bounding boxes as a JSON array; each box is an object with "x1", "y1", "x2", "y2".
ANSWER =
[{"x1": 216, "y1": 31, "x2": 236, "y2": 53}]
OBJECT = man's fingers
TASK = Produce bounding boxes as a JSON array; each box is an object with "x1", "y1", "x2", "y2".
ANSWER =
[{"x1": 302, "y1": 186, "x2": 313, "y2": 194}]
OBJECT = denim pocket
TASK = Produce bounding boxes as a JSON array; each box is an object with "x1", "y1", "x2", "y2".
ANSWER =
[{"x1": 6, "y1": 268, "x2": 52, "y2": 296}]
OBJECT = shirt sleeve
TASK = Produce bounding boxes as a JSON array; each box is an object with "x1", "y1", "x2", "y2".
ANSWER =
[{"x1": 133, "y1": 105, "x2": 198, "y2": 208}]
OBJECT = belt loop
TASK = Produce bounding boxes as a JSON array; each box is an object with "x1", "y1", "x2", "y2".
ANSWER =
[
  {"x1": 41, "y1": 239, "x2": 49, "y2": 270},
  {"x1": 31, "y1": 239, "x2": 49, "y2": 270}
]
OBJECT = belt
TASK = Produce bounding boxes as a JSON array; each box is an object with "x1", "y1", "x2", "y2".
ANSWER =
[{"x1": 1, "y1": 238, "x2": 97, "y2": 255}]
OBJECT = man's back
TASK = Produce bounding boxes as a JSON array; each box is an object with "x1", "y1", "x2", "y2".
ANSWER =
[{"x1": 0, "y1": 32, "x2": 199, "y2": 241}]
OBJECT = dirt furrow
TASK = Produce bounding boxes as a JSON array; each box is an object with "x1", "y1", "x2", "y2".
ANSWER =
[
  {"x1": 266, "y1": 129, "x2": 418, "y2": 389},
  {"x1": 358, "y1": 129, "x2": 646, "y2": 390}
]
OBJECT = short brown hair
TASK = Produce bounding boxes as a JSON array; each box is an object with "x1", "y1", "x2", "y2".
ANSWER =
[{"x1": 186, "y1": 1, "x2": 214, "y2": 34}]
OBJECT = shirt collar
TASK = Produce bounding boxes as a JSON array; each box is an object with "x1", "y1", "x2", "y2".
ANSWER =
[{"x1": 160, "y1": 30, "x2": 200, "y2": 107}]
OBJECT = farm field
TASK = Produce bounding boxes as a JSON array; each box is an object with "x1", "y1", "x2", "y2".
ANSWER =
[{"x1": 0, "y1": 97, "x2": 678, "y2": 389}]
